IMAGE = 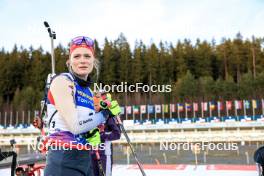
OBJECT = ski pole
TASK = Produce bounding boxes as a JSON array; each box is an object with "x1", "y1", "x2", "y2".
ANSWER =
[
  {"x1": 95, "y1": 150, "x2": 106, "y2": 176},
  {"x1": 44, "y1": 21, "x2": 56, "y2": 75},
  {"x1": 33, "y1": 21, "x2": 57, "y2": 153},
  {"x1": 117, "y1": 119, "x2": 146, "y2": 176},
  {"x1": 99, "y1": 93, "x2": 147, "y2": 176},
  {"x1": 10, "y1": 139, "x2": 17, "y2": 176},
  {"x1": 39, "y1": 21, "x2": 56, "y2": 124},
  {"x1": 40, "y1": 21, "x2": 56, "y2": 123}
]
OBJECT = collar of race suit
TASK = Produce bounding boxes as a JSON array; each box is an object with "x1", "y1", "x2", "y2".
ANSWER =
[{"x1": 70, "y1": 71, "x2": 93, "y2": 87}]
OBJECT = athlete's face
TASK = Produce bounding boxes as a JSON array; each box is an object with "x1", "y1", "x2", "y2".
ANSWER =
[{"x1": 69, "y1": 47, "x2": 94, "y2": 78}]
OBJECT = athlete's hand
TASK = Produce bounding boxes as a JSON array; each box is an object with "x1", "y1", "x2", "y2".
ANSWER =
[
  {"x1": 33, "y1": 117, "x2": 43, "y2": 129},
  {"x1": 97, "y1": 124, "x2": 105, "y2": 132},
  {"x1": 100, "y1": 93, "x2": 121, "y2": 116}
]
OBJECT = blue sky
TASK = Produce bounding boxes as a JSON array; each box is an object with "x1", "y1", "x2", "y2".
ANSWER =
[{"x1": 0, "y1": 0, "x2": 263, "y2": 51}]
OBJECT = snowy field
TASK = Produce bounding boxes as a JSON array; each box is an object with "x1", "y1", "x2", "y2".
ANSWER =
[
  {"x1": 112, "y1": 165, "x2": 258, "y2": 176},
  {"x1": 0, "y1": 164, "x2": 258, "y2": 176}
]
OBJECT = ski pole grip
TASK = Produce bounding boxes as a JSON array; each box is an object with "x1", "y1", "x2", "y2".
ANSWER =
[{"x1": 100, "y1": 101, "x2": 108, "y2": 109}]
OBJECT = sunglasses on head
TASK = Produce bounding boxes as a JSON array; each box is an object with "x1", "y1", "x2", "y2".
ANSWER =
[{"x1": 71, "y1": 36, "x2": 94, "y2": 47}]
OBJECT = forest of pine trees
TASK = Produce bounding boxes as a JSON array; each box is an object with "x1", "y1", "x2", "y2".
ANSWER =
[{"x1": 0, "y1": 32, "x2": 264, "y2": 111}]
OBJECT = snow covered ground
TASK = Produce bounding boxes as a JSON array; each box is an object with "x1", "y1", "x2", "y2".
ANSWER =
[
  {"x1": 113, "y1": 164, "x2": 258, "y2": 176},
  {"x1": 0, "y1": 164, "x2": 258, "y2": 176}
]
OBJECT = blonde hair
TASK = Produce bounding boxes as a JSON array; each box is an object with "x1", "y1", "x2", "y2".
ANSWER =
[{"x1": 93, "y1": 58, "x2": 100, "y2": 81}]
